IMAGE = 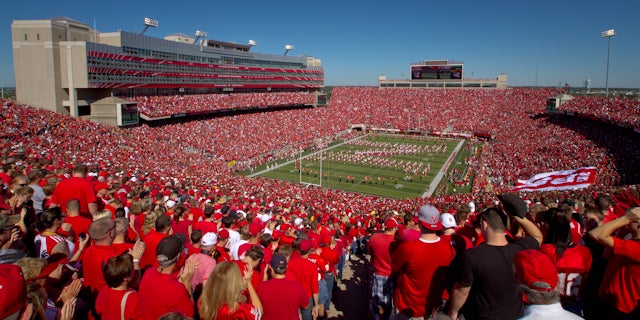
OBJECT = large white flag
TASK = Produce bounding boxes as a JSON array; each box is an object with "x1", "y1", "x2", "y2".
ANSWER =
[{"x1": 512, "y1": 167, "x2": 597, "y2": 192}]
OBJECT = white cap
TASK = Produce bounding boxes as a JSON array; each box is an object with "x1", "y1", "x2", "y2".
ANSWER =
[
  {"x1": 294, "y1": 217, "x2": 303, "y2": 226},
  {"x1": 440, "y1": 213, "x2": 457, "y2": 229},
  {"x1": 165, "y1": 200, "x2": 176, "y2": 208},
  {"x1": 468, "y1": 201, "x2": 476, "y2": 213},
  {"x1": 201, "y1": 232, "x2": 217, "y2": 246}
]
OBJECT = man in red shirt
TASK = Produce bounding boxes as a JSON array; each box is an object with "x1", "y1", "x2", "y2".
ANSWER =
[
  {"x1": 391, "y1": 205, "x2": 454, "y2": 319},
  {"x1": 589, "y1": 206, "x2": 640, "y2": 319},
  {"x1": 63, "y1": 199, "x2": 91, "y2": 246},
  {"x1": 368, "y1": 217, "x2": 398, "y2": 320},
  {"x1": 81, "y1": 217, "x2": 123, "y2": 304},
  {"x1": 139, "y1": 234, "x2": 195, "y2": 320},
  {"x1": 258, "y1": 253, "x2": 309, "y2": 320},
  {"x1": 140, "y1": 214, "x2": 172, "y2": 270},
  {"x1": 50, "y1": 164, "x2": 97, "y2": 218},
  {"x1": 287, "y1": 239, "x2": 321, "y2": 320}
]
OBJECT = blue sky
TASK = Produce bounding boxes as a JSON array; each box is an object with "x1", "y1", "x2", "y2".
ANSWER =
[{"x1": 1, "y1": 0, "x2": 639, "y2": 88}]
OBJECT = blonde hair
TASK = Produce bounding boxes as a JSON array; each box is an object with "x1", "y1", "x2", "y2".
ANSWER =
[
  {"x1": 142, "y1": 211, "x2": 159, "y2": 235},
  {"x1": 93, "y1": 209, "x2": 112, "y2": 221},
  {"x1": 14, "y1": 257, "x2": 47, "y2": 282},
  {"x1": 199, "y1": 262, "x2": 245, "y2": 320}
]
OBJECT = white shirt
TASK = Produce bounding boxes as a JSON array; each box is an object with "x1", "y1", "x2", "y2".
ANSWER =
[{"x1": 520, "y1": 302, "x2": 584, "y2": 320}]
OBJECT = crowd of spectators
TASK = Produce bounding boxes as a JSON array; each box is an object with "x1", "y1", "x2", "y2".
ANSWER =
[
  {"x1": 130, "y1": 92, "x2": 316, "y2": 118},
  {"x1": 1, "y1": 86, "x2": 639, "y2": 319},
  {"x1": 556, "y1": 95, "x2": 640, "y2": 129}
]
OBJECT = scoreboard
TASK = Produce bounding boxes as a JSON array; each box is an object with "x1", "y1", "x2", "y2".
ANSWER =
[{"x1": 410, "y1": 61, "x2": 463, "y2": 80}]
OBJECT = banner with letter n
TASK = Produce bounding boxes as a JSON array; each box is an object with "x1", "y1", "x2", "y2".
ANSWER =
[{"x1": 511, "y1": 167, "x2": 597, "y2": 192}]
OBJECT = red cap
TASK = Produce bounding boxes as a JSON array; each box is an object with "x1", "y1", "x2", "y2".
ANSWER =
[
  {"x1": 94, "y1": 182, "x2": 110, "y2": 191},
  {"x1": 0, "y1": 264, "x2": 27, "y2": 319},
  {"x1": 514, "y1": 250, "x2": 558, "y2": 292},
  {"x1": 238, "y1": 243, "x2": 255, "y2": 258},
  {"x1": 249, "y1": 222, "x2": 263, "y2": 236},
  {"x1": 37, "y1": 253, "x2": 68, "y2": 279},
  {"x1": 272, "y1": 230, "x2": 283, "y2": 240},
  {"x1": 218, "y1": 229, "x2": 230, "y2": 240},
  {"x1": 300, "y1": 239, "x2": 315, "y2": 252},
  {"x1": 384, "y1": 218, "x2": 399, "y2": 229}
]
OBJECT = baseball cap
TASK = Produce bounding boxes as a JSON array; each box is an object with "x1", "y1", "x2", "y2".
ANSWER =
[
  {"x1": 37, "y1": 253, "x2": 68, "y2": 279},
  {"x1": 157, "y1": 234, "x2": 186, "y2": 264},
  {"x1": 0, "y1": 264, "x2": 27, "y2": 319},
  {"x1": 417, "y1": 205, "x2": 443, "y2": 231},
  {"x1": 299, "y1": 239, "x2": 314, "y2": 252},
  {"x1": 218, "y1": 229, "x2": 230, "y2": 240},
  {"x1": 384, "y1": 218, "x2": 399, "y2": 229},
  {"x1": 249, "y1": 222, "x2": 263, "y2": 236},
  {"x1": 201, "y1": 232, "x2": 217, "y2": 247},
  {"x1": 514, "y1": 249, "x2": 558, "y2": 292},
  {"x1": 270, "y1": 253, "x2": 287, "y2": 270},
  {"x1": 440, "y1": 213, "x2": 457, "y2": 229},
  {"x1": 238, "y1": 243, "x2": 255, "y2": 258}
]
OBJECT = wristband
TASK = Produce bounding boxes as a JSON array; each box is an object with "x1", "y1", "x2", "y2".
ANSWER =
[{"x1": 133, "y1": 258, "x2": 140, "y2": 263}]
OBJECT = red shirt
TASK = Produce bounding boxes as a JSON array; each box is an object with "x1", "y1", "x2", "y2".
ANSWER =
[
  {"x1": 286, "y1": 256, "x2": 319, "y2": 298},
  {"x1": 215, "y1": 246, "x2": 231, "y2": 263},
  {"x1": 139, "y1": 268, "x2": 194, "y2": 320},
  {"x1": 319, "y1": 246, "x2": 339, "y2": 274},
  {"x1": 215, "y1": 303, "x2": 261, "y2": 320},
  {"x1": 80, "y1": 244, "x2": 121, "y2": 296},
  {"x1": 95, "y1": 287, "x2": 142, "y2": 320},
  {"x1": 257, "y1": 278, "x2": 309, "y2": 320},
  {"x1": 140, "y1": 230, "x2": 168, "y2": 270},
  {"x1": 51, "y1": 176, "x2": 97, "y2": 217},
  {"x1": 368, "y1": 232, "x2": 395, "y2": 277},
  {"x1": 391, "y1": 236, "x2": 455, "y2": 317},
  {"x1": 598, "y1": 238, "x2": 640, "y2": 313},
  {"x1": 540, "y1": 243, "x2": 592, "y2": 299}
]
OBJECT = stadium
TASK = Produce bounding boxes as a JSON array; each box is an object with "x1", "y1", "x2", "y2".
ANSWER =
[{"x1": 3, "y1": 15, "x2": 640, "y2": 320}]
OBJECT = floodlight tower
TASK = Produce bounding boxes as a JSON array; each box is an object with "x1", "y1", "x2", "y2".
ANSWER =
[
  {"x1": 141, "y1": 17, "x2": 158, "y2": 35},
  {"x1": 284, "y1": 44, "x2": 294, "y2": 56},
  {"x1": 601, "y1": 29, "x2": 615, "y2": 97},
  {"x1": 194, "y1": 30, "x2": 207, "y2": 45},
  {"x1": 248, "y1": 39, "x2": 257, "y2": 47}
]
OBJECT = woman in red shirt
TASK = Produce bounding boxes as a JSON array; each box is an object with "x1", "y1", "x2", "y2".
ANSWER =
[{"x1": 199, "y1": 261, "x2": 263, "y2": 320}]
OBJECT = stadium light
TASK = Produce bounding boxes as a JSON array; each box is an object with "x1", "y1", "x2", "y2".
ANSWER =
[
  {"x1": 284, "y1": 44, "x2": 294, "y2": 56},
  {"x1": 194, "y1": 30, "x2": 207, "y2": 44},
  {"x1": 601, "y1": 29, "x2": 615, "y2": 97},
  {"x1": 248, "y1": 39, "x2": 257, "y2": 46},
  {"x1": 141, "y1": 17, "x2": 158, "y2": 35}
]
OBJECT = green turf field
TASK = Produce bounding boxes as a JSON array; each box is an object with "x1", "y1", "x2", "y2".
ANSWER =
[{"x1": 251, "y1": 134, "x2": 465, "y2": 199}]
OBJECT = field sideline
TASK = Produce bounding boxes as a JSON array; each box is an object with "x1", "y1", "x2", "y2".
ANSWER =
[{"x1": 246, "y1": 133, "x2": 466, "y2": 199}]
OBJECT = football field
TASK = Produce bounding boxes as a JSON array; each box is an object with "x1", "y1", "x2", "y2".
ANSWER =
[{"x1": 249, "y1": 134, "x2": 466, "y2": 199}]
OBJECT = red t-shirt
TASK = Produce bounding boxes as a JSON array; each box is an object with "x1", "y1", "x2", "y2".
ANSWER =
[
  {"x1": 140, "y1": 230, "x2": 168, "y2": 270},
  {"x1": 540, "y1": 243, "x2": 592, "y2": 299},
  {"x1": 95, "y1": 287, "x2": 142, "y2": 320},
  {"x1": 257, "y1": 278, "x2": 309, "y2": 320},
  {"x1": 81, "y1": 244, "x2": 121, "y2": 296},
  {"x1": 51, "y1": 176, "x2": 97, "y2": 217},
  {"x1": 139, "y1": 268, "x2": 194, "y2": 320},
  {"x1": 368, "y1": 232, "x2": 395, "y2": 276},
  {"x1": 216, "y1": 303, "x2": 261, "y2": 320},
  {"x1": 319, "y1": 246, "x2": 339, "y2": 274},
  {"x1": 391, "y1": 236, "x2": 455, "y2": 317},
  {"x1": 400, "y1": 228, "x2": 420, "y2": 242},
  {"x1": 286, "y1": 256, "x2": 319, "y2": 298},
  {"x1": 598, "y1": 238, "x2": 640, "y2": 313}
]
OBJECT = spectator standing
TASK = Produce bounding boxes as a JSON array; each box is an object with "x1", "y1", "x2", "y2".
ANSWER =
[
  {"x1": 95, "y1": 253, "x2": 143, "y2": 320},
  {"x1": 589, "y1": 206, "x2": 640, "y2": 319},
  {"x1": 368, "y1": 218, "x2": 398, "y2": 320},
  {"x1": 390, "y1": 205, "x2": 454, "y2": 319},
  {"x1": 515, "y1": 249, "x2": 583, "y2": 319},
  {"x1": 139, "y1": 234, "x2": 196, "y2": 320},
  {"x1": 199, "y1": 261, "x2": 262, "y2": 320},
  {"x1": 449, "y1": 194, "x2": 543, "y2": 320},
  {"x1": 258, "y1": 253, "x2": 308, "y2": 320},
  {"x1": 50, "y1": 164, "x2": 97, "y2": 218}
]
